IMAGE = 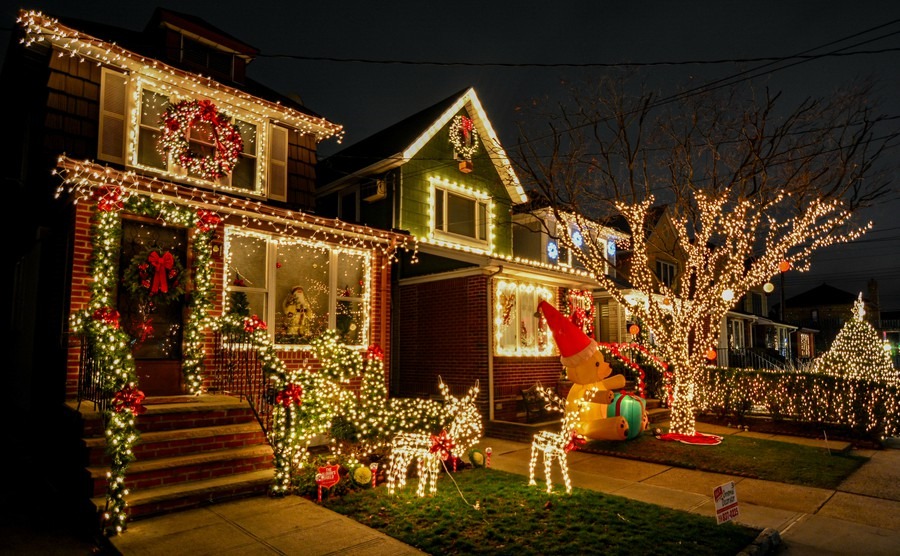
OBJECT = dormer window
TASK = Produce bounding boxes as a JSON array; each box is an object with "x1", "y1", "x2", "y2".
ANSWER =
[{"x1": 181, "y1": 35, "x2": 235, "y2": 81}]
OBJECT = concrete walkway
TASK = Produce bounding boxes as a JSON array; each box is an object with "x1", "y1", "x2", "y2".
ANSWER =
[{"x1": 100, "y1": 422, "x2": 900, "y2": 556}]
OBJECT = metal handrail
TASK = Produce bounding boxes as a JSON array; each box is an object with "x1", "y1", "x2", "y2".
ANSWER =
[{"x1": 211, "y1": 327, "x2": 274, "y2": 433}]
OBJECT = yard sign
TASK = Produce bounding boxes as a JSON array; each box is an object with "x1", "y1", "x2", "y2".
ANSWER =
[{"x1": 714, "y1": 481, "x2": 740, "y2": 524}]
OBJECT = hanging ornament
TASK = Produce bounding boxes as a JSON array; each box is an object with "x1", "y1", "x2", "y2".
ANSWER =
[
  {"x1": 779, "y1": 260, "x2": 791, "y2": 273},
  {"x1": 722, "y1": 289, "x2": 735, "y2": 301},
  {"x1": 706, "y1": 348, "x2": 718, "y2": 361},
  {"x1": 763, "y1": 282, "x2": 775, "y2": 293},
  {"x1": 628, "y1": 323, "x2": 640, "y2": 336}
]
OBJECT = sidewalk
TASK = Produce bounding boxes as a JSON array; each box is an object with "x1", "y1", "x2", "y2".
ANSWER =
[{"x1": 100, "y1": 423, "x2": 900, "y2": 556}]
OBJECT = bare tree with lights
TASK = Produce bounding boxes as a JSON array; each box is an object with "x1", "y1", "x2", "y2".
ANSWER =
[{"x1": 510, "y1": 75, "x2": 894, "y2": 437}]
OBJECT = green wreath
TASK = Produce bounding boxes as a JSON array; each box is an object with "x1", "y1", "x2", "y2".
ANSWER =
[{"x1": 122, "y1": 246, "x2": 185, "y2": 306}]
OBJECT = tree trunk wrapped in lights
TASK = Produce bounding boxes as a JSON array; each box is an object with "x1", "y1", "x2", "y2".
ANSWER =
[{"x1": 513, "y1": 76, "x2": 893, "y2": 437}]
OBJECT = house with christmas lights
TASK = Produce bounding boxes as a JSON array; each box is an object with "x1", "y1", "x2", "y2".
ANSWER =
[
  {"x1": 1, "y1": 8, "x2": 416, "y2": 533},
  {"x1": 318, "y1": 88, "x2": 638, "y2": 427}
]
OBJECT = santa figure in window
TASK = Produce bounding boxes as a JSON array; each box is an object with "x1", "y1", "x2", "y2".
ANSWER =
[{"x1": 283, "y1": 286, "x2": 312, "y2": 337}]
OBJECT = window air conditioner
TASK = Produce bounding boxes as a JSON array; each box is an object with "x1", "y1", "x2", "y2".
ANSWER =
[{"x1": 362, "y1": 179, "x2": 387, "y2": 202}]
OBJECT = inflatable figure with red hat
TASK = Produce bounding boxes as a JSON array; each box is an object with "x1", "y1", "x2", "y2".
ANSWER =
[{"x1": 539, "y1": 300, "x2": 643, "y2": 441}]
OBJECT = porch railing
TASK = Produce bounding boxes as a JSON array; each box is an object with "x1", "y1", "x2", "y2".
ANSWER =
[
  {"x1": 717, "y1": 347, "x2": 785, "y2": 370},
  {"x1": 76, "y1": 335, "x2": 110, "y2": 412},
  {"x1": 211, "y1": 327, "x2": 274, "y2": 433}
]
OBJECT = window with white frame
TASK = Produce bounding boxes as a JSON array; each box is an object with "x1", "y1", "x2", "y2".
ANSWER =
[
  {"x1": 430, "y1": 176, "x2": 491, "y2": 248},
  {"x1": 494, "y1": 279, "x2": 555, "y2": 356},
  {"x1": 98, "y1": 68, "x2": 285, "y2": 198},
  {"x1": 655, "y1": 259, "x2": 677, "y2": 287},
  {"x1": 225, "y1": 229, "x2": 371, "y2": 347}
]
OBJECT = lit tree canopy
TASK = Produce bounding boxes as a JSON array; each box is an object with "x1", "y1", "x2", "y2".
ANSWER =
[
  {"x1": 814, "y1": 293, "x2": 897, "y2": 385},
  {"x1": 511, "y1": 75, "x2": 894, "y2": 436}
]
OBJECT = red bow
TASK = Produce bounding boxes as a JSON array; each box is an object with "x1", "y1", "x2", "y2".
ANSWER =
[
  {"x1": 461, "y1": 116, "x2": 473, "y2": 141},
  {"x1": 91, "y1": 306, "x2": 120, "y2": 329},
  {"x1": 430, "y1": 430, "x2": 455, "y2": 461},
  {"x1": 564, "y1": 431, "x2": 586, "y2": 453},
  {"x1": 196, "y1": 209, "x2": 221, "y2": 232},
  {"x1": 275, "y1": 383, "x2": 304, "y2": 407},
  {"x1": 197, "y1": 99, "x2": 219, "y2": 122},
  {"x1": 243, "y1": 315, "x2": 267, "y2": 332},
  {"x1": 112, "y1": 385, "x2": 146, "y2": 416},
  {"x1": 366, "y1": 344, "x2": 384, "y2": 361},
  {"x1": 96, "y1": 186, "x2": 123, "y2": 212},
  {"x1": 148, "y1": 251, "x2": 174, "y2": 294}
]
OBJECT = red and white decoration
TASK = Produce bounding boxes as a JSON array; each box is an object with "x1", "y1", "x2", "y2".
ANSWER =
[{"x1": 159, "y1": 99, "x2": 243, "y2": 180}]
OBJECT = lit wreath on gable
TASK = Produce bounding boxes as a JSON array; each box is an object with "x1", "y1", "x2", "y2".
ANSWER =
[
  {"x1": 449, "y1": 114, "x2": 479, "y2": 172},
  {"x1": 159, "y1": 99, "x2": 244, "y2": 181}
]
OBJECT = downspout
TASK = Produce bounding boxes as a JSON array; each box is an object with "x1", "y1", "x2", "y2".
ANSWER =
[{"x1": 485, "y1": 265, "x2": 503, "y2": 422}]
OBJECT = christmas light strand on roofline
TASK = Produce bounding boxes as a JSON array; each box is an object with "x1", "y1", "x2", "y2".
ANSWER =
[
  {"x1": 54, "y1": 157, "x2": 418, "y2": 268},
  {"x1": 18, "y1": 10, "x2": 344, "y2": 142}
]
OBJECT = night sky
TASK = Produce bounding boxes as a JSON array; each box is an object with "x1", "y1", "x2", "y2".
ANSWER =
[{"x1": 3, "y1": 1, "x2": 899, "y2": 309}]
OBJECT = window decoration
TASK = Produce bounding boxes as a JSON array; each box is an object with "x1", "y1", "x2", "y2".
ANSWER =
[
  {"x1": 494, "y1": 279, "x2": 554, "y2": 356},
  {"x1": 159, "y1": 99, "x2": 244, "y2": 180},
  {"x1": 547, "y1": 241, "x2": 559, "y2": 261},
  {"x1": 607, "y1": 239, "x2": 616, "y2": 257},
  {"x1": 571, "y1": 229, "x2": 584, "y2": 248},
  {"x1": 564, "y1": 289, "x2": 595, "y2": 337}
]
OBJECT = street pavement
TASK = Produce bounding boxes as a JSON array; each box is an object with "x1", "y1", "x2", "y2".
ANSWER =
[{"x1": 4, "y1": 423, "x2": 899, "y2": 555}]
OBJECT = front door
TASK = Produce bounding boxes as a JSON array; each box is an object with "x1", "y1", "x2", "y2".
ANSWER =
[{"x1": 117, "y1": 218, "x2": 188, "y2": 396}]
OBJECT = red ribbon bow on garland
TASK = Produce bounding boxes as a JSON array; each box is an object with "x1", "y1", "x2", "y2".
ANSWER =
[
  {"x1": 275, "y1": 383, "x2": 304, "y2": 407},
  {"x1": 197, "y1": 99, "x2": 219, "y2": 123},
  {"x1": 112, "y1": 385, "x2": 146, "y2": 416},
  {"x1": 366, "y1": 344, "x2": 384, "y2": 361},
  {"x1": 147, "y1": 251, "x2": 174, "y2": 294},
  {"x1": 430, "y1": 430, "x2": 455, "y2": 461},
  {"x1": 91, "y1": 306, "x2": 120, "y2": 329},
  {"x1": 243, "y1": 315, "x2": 267, "y2": 333},
  {"x1": 460, "y1": 116, "x2": 473, "y2": 141},
  {"x1": 96, "y1": 186, "x2": 124, "y2": 212},
  {"x1": 195, "y1": 209, "x2": 221, "y2": 232},
  {"x1": 564, "y1": 431, "x2": 586, "y2": 453}
]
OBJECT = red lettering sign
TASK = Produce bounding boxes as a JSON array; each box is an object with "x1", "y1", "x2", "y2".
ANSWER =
[{"x1": 316, "y1": 465, "x2": 341, "y2": 489}]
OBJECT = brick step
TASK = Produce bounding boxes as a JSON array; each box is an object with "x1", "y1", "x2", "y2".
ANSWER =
[
  {"x1": 91, "y1": 469, "x2": 273, "y2": 521},
  {"x1": 70, "y1": 395, "x2": 259, "y2": 438},
  {"x1": 84, "y1": 422, "x2": 268, "y2": 466},
  {"x1": 88, "y1": 444, "x2": 274, "y2": 497}
]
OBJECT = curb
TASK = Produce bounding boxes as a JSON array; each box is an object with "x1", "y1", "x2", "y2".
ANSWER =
[{"x1": 737, "y1": 527, "x2": 782, "y2": 555}]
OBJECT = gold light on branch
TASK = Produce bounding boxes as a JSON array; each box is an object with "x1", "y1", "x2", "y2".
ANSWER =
[{"x1": 562, "y1": 188, "x2": 872, "y2": 437}]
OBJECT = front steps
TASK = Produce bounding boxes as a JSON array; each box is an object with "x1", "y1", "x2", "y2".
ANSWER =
[{"x1": 69, "y1": 395, "x2": 274, "y2": 523}]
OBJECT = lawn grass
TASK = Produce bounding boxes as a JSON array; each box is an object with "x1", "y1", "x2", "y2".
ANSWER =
[
  {"x1": 581, "y1": 430, "x2": 869, "y2": 489},
  {"x1": 323, "y1": 467, "x2": 760, "y2": 556}
]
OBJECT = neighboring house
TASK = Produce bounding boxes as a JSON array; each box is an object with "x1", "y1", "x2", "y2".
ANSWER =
[
  {"x1": 318, "y1": 88, "x2": 624, "y2": 423},
  {"x1": 2, "y1": 8, "x2": 412, "y2": 524},
  {"x1": 781, "y1": 283, "x2": 880, "y2": 354},
  {"x1": 719, "y1": 285, "x2": 798, "y2": 369}
]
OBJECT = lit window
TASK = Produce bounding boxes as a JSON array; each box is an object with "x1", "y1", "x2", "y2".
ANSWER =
[
  {"x1": 494, "y1": 280, "x2": 555, "y2": 357},
  {"x1": 225, "y1": 229, "x2": 371, "y2": 347},
  {"x1": 655, "y1": 260, "x2": 677, "y2": 287},
  {"x1": 431, "y1": 177, "x2": 491, "y2": 248}
]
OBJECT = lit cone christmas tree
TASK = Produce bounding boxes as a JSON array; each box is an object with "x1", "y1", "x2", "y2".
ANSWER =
[{"x1": 813, "y1": 293, "x2": 898, "y2": 385}]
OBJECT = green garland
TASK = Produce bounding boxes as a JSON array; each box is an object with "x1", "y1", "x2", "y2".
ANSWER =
[{"x1": 71, "y1": 186, "x2": 219, "y2": 535}]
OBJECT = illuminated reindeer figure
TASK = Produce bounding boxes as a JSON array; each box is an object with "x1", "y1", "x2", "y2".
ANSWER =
[
  {"x1": 386, "y1": 378, "x2": 482, "y2": 497},
  {"x1": 528, "y1": 384, "x2": 590, "y2": 494}
]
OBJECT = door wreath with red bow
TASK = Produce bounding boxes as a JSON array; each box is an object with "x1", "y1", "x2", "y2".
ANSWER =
[{"x1": 122, "y1": 246, "x2": 185, "y2": 307}]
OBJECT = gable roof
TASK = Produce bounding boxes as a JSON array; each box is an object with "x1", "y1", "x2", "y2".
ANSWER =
[
  {"x1": 28, "y1": 9, "x2": 330, "y2": 124},
  {"x1": 319, "y1": 87, "x2": 527, "y2": 204},
  {"x1": 785, "y1": 283, "x2": 864, "y2": 308}
]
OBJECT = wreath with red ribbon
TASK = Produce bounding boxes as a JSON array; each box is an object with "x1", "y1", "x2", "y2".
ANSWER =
[
  {"x1": 449, "y1": 115, "x2": 479, "y2": 160},
  {"x1": 122, "y1": 246, "x2": 185, "y2": 307},
  {"x1": 159, "y1": 99, "x2": 244, "y2": 181}
]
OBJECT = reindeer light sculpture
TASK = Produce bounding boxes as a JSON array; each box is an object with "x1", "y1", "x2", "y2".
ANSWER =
[
  {"x1": 528, "y1": 385, "x2": 590, "y2": 494},
  {"x1": 386, "y1": 378, "x2": 482, "y2": 497}
]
